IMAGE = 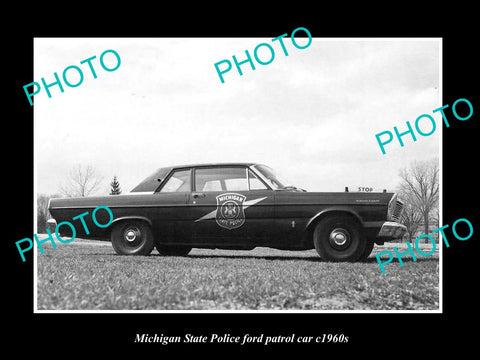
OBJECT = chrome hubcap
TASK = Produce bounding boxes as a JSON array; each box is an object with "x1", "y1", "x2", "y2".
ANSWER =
[
  {"x1": 329, "y1": 228, "x2": 349, "y2": 247},
  {"x1": 124, "y1": 227, "x2": 139, "y2": 242}
]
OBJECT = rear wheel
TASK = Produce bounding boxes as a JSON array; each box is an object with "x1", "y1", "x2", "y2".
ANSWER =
[
  {"x1": 110, "y1": 220, "x2": 154, "y2": 255},
  {"x1": 313, "y1": 215, "x2": 366, "y2": 262},
  {"x1": 156, "y1": 244, "x2": 192, "y2": 256}
]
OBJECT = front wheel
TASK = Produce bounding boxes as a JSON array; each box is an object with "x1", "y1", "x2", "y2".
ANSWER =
[
  {"x1": 110, "y1": 220, "x2": 154, "y2": 255},
  {"x1": 313, "y1": 216, "x2": 366, "y2": 262},
  {"x1": 359, "y1": 239, "x2": 375, "y2": 261}
]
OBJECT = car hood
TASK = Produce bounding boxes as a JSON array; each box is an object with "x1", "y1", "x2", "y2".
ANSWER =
[{"x1": 273, "y1": 191, "x2": 395, "y2": 205}]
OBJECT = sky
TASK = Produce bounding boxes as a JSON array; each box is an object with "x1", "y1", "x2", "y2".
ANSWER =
[{"x1": 34, "y1": 37, "x2": 441, "y2": 195}]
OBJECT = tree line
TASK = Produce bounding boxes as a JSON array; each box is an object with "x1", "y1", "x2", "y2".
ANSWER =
[
  {"x1": 397, "y1": 158, "x2": 439, "y2": 243},
  {"x1": 37, "y1": 165, "x2": 122, "y2": 233}
]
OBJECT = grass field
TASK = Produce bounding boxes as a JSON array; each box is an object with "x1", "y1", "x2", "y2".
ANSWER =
[{"x1": 36, "y1": 236, "x2": 439, "y2": 311}]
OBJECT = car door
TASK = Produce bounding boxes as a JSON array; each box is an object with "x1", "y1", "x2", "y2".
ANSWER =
[
  {"x1": 189, "y1": 166, "x2": 275, "y2": 247},
  {"x1": 273, "y1": 190, "x2": 312, "y2": 246},
  {"x1": 150, "y1": 168, "x2": 192, "y2": 244}
]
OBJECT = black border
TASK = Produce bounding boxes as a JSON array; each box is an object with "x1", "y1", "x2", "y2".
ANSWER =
[{"x1": 7, "y1": 8, "x2": 479, "y2": 355}]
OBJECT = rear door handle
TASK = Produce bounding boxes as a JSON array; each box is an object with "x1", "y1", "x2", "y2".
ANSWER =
[{"x1": 193, "y1": 192, "x2": 206, "y2": 199}]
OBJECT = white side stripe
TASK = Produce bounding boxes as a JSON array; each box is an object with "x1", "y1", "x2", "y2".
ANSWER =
[{"x1": 194, "y1": 196, "x2": 267, "y2": 222}]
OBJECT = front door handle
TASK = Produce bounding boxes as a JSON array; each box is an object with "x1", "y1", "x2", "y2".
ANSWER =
[{"x1": 192, "y1": 192, "x2": 206, "y2": 199}]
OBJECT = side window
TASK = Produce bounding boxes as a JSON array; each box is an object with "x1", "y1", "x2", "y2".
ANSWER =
[
  {"x1": 159, "y1": 169, "x2": 191, "y2": 192},
  {"x1": 195, "y1": 167, "x2": 249, "y2": 192},
  {"x1": 248, "y1": 169, "x2": 268, "y2": 190},
  {"x1": 202, "y1": 180, "x2": 222, "y2": 191}
]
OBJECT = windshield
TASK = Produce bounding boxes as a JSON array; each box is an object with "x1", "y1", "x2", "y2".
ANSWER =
[{"x1": 253, "y1": 165, "x2": 290, "y2": 190}]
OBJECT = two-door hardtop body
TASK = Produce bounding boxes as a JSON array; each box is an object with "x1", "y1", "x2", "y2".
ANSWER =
[{"x1": 48, "y1": 163, "x2": 406, "y2": 261}]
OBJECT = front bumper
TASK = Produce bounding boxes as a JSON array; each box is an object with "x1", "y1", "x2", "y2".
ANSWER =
[{"x1": 377, "y1": 221, "x2": 407, "y2": 239}]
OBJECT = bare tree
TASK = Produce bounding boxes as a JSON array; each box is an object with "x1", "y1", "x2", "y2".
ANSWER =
[
  {"x1": 60, "y1": 164, "x2": 103, "y2": 197},
  {"x1": 398, "y1": 197, "x2": 423, "y2": 243},
  {"x1": 398, "y1": 158, "x2": 439, "y2": 239}
]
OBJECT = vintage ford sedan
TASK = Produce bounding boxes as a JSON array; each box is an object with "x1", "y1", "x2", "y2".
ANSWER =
[{"x1": 48, "y1": 163, "x2": 406, "y2": 261}]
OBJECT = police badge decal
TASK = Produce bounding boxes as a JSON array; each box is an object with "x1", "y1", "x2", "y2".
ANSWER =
[{"x1": 216, "y1": 193, "x2": 246, "y2": 230}]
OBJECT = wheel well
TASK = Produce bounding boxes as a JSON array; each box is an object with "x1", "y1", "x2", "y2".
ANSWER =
[
  {"x1": 306, "y1": 211, "x2": 363, "y2": 243},
  {"x1": 109, "y1": 217, "x2": 152, "y2": 236}
]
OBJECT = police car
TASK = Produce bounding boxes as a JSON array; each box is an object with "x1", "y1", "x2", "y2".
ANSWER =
[{"x1": 48, "y1": 163, "x2": 406, "y2": 261}]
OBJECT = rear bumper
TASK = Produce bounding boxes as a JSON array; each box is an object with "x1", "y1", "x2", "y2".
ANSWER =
[
  {"x1": 376, "y1": 221, "x2": 406, "y2": 240},
  {"x1": 46, "y1": 218, "x2": 57, "y2": 233}
]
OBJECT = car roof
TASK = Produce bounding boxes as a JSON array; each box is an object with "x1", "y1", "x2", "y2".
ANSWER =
[
  {"x1": 168, "y1": 162, "x2": 258, "y2": 169},
  {"x1": 130, "y1": 163, "x2": 263, "y2": 193}
]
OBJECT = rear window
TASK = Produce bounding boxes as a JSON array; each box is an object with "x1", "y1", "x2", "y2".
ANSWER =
[{"x1": 130, "y1": 167, "x2": 172, "y2": 192}]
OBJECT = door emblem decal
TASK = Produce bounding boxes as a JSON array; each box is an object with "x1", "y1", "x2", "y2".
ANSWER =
[
  {"x1": 194, "y1": 193, "x2": 267, "y2": 230},
  {"x1": 216, "y1": 193, "x2": 246, "y2": 229}
]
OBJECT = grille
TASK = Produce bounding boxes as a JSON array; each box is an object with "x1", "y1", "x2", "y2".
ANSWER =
[{"x1": 390, "y1": 200, "x2": 404, "y2": 221}]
